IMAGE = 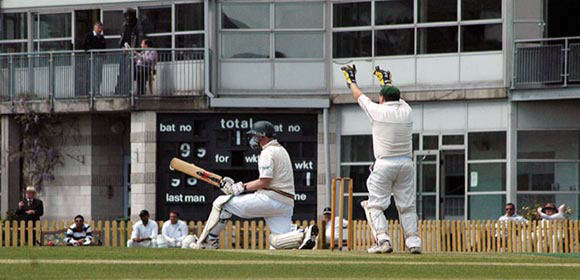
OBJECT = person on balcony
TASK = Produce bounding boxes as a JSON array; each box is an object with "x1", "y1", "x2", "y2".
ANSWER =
[
  {"x1": 134, "y1": 39, "x2": 157, "y2": 96},
  {"x1": 81, "y1": 22, "x2": 106, "y2": 96},
  {"x1": 115, "y1": 8, "x2": 144, "y2": 95}
]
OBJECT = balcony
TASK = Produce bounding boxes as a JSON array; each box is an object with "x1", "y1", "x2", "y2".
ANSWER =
[
  {"x1": 513, "y1": 37, "x2": 580, "y2": 91},
  {"x1": 0, "y1": 48, "x2": 206, "y2": 113}
]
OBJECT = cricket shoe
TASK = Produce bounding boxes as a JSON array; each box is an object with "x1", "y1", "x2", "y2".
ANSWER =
[
  {"x1": 367, "y1": 240, "x2": 393, "y2": 254},
  {"x1": 409, "y1": 247, "x2": 422, "y2": 254},
  {"x1": 299, "y1": 225, "x2": 319, "y2": 250}
]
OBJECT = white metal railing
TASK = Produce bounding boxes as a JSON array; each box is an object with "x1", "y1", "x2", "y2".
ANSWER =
[
  {"x1": 513, "y1": 36, "x2": 580, "y2": 88},
  {"x1": 0, "y1": 48, "x2": 204, "y2": 107}
]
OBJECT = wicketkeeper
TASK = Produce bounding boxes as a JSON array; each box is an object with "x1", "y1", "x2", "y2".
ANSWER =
[
  {"x1": 341, "y1": 64, "x2": 421, "y2": 254},
  {"x1": 189, "y1": 121, "x2": 318, "y2": 250}
]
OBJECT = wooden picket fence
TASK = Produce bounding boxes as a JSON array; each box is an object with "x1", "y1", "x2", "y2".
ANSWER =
[{"x1": 1, "y1": 219, "x2": 579, "y2": 253}]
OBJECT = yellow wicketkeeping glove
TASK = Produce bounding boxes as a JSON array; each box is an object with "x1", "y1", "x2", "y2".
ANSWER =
[
  {"x1": 373, "y1": 66, "x2": 392, "y2": 86},
  {"x1": 340, "y1": 64, "x2": 357, "y2": 88}
]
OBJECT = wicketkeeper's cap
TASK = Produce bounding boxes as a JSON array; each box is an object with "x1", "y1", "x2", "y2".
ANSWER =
[
  {"x1": 379, "y1": 85, "x2": 401, "y2": 100},
  {"x1": 323, "y1": 207, "x2": 332, "y2": 215}
]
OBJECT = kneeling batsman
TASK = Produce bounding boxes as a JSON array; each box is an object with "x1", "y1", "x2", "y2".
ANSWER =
[{"x1": 189, "y1": 120, "x2": 318, "y2": 250}]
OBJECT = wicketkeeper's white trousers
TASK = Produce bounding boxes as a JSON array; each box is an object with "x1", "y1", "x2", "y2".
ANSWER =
[{"x1": 366, "y1": 156, "x2": 421, "y2": 249}]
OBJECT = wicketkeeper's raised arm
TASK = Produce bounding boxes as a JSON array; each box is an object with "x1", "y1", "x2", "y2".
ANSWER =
[{"x1": 341, "y1": 64, "x2": 364, "y2": 101}]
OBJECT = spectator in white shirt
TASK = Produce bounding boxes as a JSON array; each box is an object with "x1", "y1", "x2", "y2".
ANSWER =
[
  {"x1": 65, "y1": 215, "x2": 93, "y2": 246},
  {"x1": 322, "y1": 207, "x2": 348, "y2": 247},
  {"x1": 157, "y1": 211, "x2": 195, "y2": 248},
  {"x1": 537, "y1": 203, "x2": 566, "y2": 221},
  {"x1": 127, "y1": 210, "x2": 158, "y2": 248},
  {"x1": 498, "y1": 203, "x2": 528, "y2": 223}
]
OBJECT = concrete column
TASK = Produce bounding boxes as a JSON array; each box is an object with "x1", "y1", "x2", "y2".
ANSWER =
[
  {"x1": 1, "y1": 116, "x2": 21, "y2": 219},
  {"x1": 130, "y1": 111, "x2": 157, "y2": 220},
  {"x1": 316, "y1": 108, "x2": 338, "y2": 219}
]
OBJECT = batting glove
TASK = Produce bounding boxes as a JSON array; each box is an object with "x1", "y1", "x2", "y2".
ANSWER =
[
  {"x1": 340, "y1": 64, "x2": 357, "y2": 88},
  {"x1": 219, "y1": 177, "x2": 235, "y2": 189},
  {"x1": 373, "y1": 66, "x2": 392, "y2": 86},
  {"x1": 223, "y1": 181, "x2": 244, "y2": 196}
]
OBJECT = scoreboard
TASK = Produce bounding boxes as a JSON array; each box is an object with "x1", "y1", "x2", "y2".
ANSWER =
[{"x1": 156, "y1": 113, "x2": 318, "y2": 221}]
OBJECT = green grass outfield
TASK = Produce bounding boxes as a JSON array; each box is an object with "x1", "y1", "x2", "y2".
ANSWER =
[{"x1": 1, "y1": 248, "x2": 580, "y2": 279}]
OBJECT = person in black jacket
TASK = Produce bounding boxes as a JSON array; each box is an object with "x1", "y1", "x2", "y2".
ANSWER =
[
  {"x1": 115, "y1": 8, "x2": 145, "y2": 95},
  {"x1": 80, "y1": 22, "x2": 106, "y2": 95},
  {"x1": 15, "y1": 186, "x2": 44, "y2": 222}
]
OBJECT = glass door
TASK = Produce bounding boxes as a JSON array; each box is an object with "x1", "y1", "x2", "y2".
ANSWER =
[{"x1": 414, "y1": 150, "x2": 439, "y2": 220}]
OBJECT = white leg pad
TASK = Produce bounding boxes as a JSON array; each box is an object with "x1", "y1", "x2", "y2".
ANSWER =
[
  {"x1": 361, "y1": 200, "x2": 389, "y2": 242},
  {"x1": 157, "y1": 235, "x2": 168, "y2": 248},
  {"x1": 181, "y1": 235, "x2": 197, "y2": 248},
  {"x1": 270, "y1": 230, "x2": 304, "y2": 249},
  {"x1": 197, "y1": 195, "x2": 233, "y2": 243}
]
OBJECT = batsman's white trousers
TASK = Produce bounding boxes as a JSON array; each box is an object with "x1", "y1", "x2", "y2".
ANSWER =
[
  {"x1": 367, "y1": 156, "x2": 421, "y2": 249},
  {"x1": 224, "y1": 192, "x2": 293, "y2": 235}
]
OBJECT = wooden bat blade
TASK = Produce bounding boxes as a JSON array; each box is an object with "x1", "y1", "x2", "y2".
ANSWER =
[{"x1": 170, "y1": 158, "x2": 223, "y2": 187}]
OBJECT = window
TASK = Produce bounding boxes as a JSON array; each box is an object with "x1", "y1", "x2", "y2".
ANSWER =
[
  {"x1": 375, "y1": 0, "x2": 413, "y2": 25},
  {"x1": 102, "y1": 3, "x2": 204, "y2": 50},
  {"x1": 333, "y1": 31, "x2": 371, "y2": 58},
  {"x1": 175, "y1": 3, "x2": 204, "y2": 48},
  {"x1": 34, "y1": 13, "x2": 73, "y2": 51},
  {"x1": 0, "y1": 13, "x2": 27, "y2": 53},
  {"x1": 516, "y1": 130, "x2": 580, "y2": 219},
  {"x1": 462, "y1": 0, "x2": 502, "y2": 21},
  {"x1": 140, "y1": 6, "x2": 172, "y2": 49},
  {"x1": 468, "y1": 132, "x2": 506, "y2": 160},
  {"x1": 418, "y1": 0, "x2": 457, "y2": 23},
  {"x1": 418, "y1": 26, "x2": 458, "y2": 54},
  {"x1": 221, "y1": 2, "x2": 324, "y2": 60},
  {"x1": 332, "y1": 0, "x2": 502, "y2": 58},
  {"x1": 375, "y1": 28, "x2": 414, "y2": 56},
  {"x1": 333, "y1": 2, "x2": 370, "y2": 27},
  {"x1": 467, "y1": 131, "x2": 506, "y2": 219},
  {"x1": 423, "y1": 135, "x2": 438, "y2": 150},
  {"x1": 461, "y1": 24, "x2": 502, "y2": 52},
  {"x1": 102, "y1": 10, "x2": 124, "y2": 48},
  {"x1": 276, "y1": 2, "x2": 323, "y2": 29}
]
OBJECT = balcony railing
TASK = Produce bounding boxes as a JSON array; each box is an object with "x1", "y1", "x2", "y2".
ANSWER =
[
  {"x1": 0, "y1": 48, "x2": 204, "y2": 106},
  {"x1": 513, "y1": 36, "x2": 580, "y2": 88}
]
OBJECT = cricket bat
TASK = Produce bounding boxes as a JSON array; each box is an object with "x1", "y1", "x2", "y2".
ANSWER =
[
  {"x1": 169, "y1": 157, "x2": 295, "y2": 199},
  {"x1": 170, "y1": 158, "x2": 223, "y2": 187}
]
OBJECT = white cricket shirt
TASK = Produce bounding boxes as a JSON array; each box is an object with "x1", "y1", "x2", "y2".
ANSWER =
[
  {"x1": 131, "y1": 220, "x2": 158, "y2": 240},
  {"x1": 161, "y1": 220, "x2": 189, "y2": 242},
  {"x1": 357, "y1": 95, "x2": 413, "y2": 159},
  {"x1": 498, "y1": 214, "x2": 528, "y2": 223},
  {"x1": 257, "y1": 140, "x2": 295, "y2": 206}
]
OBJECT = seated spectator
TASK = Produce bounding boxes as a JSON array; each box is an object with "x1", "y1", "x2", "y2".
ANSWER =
[
  {"x1": 537, "y1": 203, "x2": 566, "y2": 220},
  {"x1": 133, "y1": 38, "x2": 158, "y2": 95},
  {"x1": 65, "y1": 215, "x2": 93, "y2": 246},
  {"x1": 322, "y1": 207, "x2": 348, "y2": 246},
  {"x1": 498, "y1": 203, "x2": 528, "y2": 222},
  {"x1": 127, "y1": 210, "x2": 158, "y2": 248},
  {"x1": 157, "y1": 211, "x2": 195, "y2": 248}
]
